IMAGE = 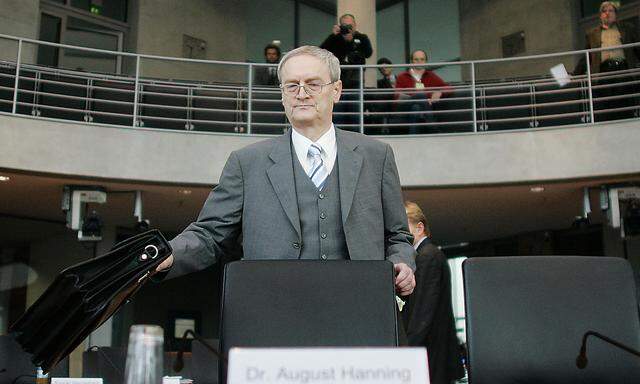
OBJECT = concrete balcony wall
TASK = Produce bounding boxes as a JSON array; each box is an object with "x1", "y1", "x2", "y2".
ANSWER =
[{"x1": 0, "y1": 113, "x2": 638, "y2": 187}]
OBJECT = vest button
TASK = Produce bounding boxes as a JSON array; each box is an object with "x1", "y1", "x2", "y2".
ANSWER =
[
  {"x1": 292, "y1": 242, "x2": 300, "y2": 249},
  {"x1": 318, "y1": 193, "x2": 325, "y2": 199},
  {"x1": 320, "y1": 212, "x2": 326, "y2": 219},
  {"x1": 321, "y1": 233, "x2": 327, "y2": 239},
  {"x1": 321, "y1": 254, "x2": 327, "y2": 260}
]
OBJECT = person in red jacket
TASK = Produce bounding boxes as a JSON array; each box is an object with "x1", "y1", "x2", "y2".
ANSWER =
[{"x1": 395, "y1": 50, "x2": 450, "y2": 133}]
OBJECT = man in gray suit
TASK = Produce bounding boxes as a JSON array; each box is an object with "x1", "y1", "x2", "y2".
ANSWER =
[{"x1": 157, "y1": 45, "x2": 416, "y2": 295}]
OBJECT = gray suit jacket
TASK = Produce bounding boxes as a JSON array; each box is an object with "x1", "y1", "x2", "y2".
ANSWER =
[{"x1": 167, "y1": 128, "x2": 415, "y2": 278}]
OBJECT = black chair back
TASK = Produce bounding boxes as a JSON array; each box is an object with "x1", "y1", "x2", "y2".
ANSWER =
[
  {"x1": 463, "y1": 256, "x2": 640, "y2": 384},
  {"x1": 191, "y1": 338, "x2": 219, "y2": 384},
  {"x1": 219, "y1": 260, "x2": 399, "y2": 382}
]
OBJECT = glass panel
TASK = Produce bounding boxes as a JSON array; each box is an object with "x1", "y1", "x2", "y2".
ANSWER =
[
  {"x1": 377, "y1": 2, "x2": 405, "y2": 64},
  {"x1": 408, "y1": 0, "x2": 461, "y2": 82},
  {"x1": 245, "y1": 0, "x2": 294, "y2": 62},
  {"x1": 299, "y1": 3, "x2": 335, "y2": 47},
  {"x1": 37, "y1": 13, "x2": 62, "y2": 67},
  {"x1": 62, "y1": 17, "x2": 120, "y2": 73},
  {"x1": 70, "y1": 0, "x2": 128, "y2": 22}
]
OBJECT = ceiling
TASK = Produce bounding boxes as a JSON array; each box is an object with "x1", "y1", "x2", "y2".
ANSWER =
[{"x1": 1, "y1": 168, "x2": 638, "y2": 247}]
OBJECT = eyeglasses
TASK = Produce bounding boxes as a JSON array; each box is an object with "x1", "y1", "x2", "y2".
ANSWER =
[{"x1": 280, "y1": 81, "x2": 335, "y2": 96}]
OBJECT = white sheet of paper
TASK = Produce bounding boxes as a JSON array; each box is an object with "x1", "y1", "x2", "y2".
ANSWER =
[
  {"x1": 550, "y1": 63, "x2": 571, "y2": 87},
  {"x1": 51, "y1": 379, "x2": 103, "y2": 384}
]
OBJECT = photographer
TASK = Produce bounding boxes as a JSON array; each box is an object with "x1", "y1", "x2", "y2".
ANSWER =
[{"x1": 320, "y1": 14, "x2": 373, "y2": 89}]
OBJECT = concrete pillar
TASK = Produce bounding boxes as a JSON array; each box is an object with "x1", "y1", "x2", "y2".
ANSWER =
[{"x1": 337, "y1": 0, "x2": 377, "y2": 87}]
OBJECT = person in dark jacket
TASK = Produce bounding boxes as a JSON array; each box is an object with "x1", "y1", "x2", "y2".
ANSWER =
[
  {"x1": 403, "y1": 201, "x2": 464, "y2": 384},
  {"x1": 255, "y1": 43, "x2": 281, "y2": 86},
  {"x1": 320, "y1": 13, "x2": 373, "y2": 89},
  {"x1": 321, "y1": 14, "x2": 372, "y2": 128},
  {"x1": 574, "y1": 2, "x2": 640, "y2": 121},
  {"x1": 575, "y1": 1, "x2": 640, "y2": 75}
]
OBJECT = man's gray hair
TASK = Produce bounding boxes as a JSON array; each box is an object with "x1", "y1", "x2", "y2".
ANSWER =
[
  {"x1": 600, "y1": 1, "x2": 618, "y2": 12},
  {"x1": 277, "y1": 45, "x2": 341, "y2": 84}
]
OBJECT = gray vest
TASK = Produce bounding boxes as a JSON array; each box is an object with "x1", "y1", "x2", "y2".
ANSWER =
[{"x1": 292, "y1": 150, "x2": 348, "y2": 260}]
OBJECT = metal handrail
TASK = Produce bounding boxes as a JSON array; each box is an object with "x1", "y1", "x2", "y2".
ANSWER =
[
  {"x1": 4, "y1": 31, "x2": 640, "y2": 67},
  {"x1": 2, "y1": 33, "x2": 640, "y2": 135}
]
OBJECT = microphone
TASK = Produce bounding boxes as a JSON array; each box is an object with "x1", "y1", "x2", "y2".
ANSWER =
[
  {"x1": 173, "y1": 329, "x2": 226, "y2": 373},
  {"x1": 576, "y1": 330, "x2": 640, "y2": 369}
]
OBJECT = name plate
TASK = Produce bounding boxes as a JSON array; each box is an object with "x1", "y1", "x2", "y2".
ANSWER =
[
  {"x1": 51, "y1": 379, "x2": 103, "y2": 384},
  {"x1": 228, "y1": 347, "x2": 429, "y2": 384}
]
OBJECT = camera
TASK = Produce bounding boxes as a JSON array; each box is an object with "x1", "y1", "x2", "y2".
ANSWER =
[{"x1": 339, "y1": 24, "x2": 353, "y2": 35}]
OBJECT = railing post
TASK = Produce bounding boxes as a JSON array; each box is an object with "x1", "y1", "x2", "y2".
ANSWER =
[
  {"x1": 470, "y1": 62, "x2": 477, "y2": 133},
  {"x1": 12, "y1": 39, "x2": 23, "y2": 114},
  {"x1": 186, "y1": 87, "x2": 193, "y2": 130},
  {"x1": 359, "y1": 66, "x2": 364, "y2": 134},
  {"x1": 247, "y1": 63, "x2": 253, "y2": 134},
  {"x1": 585, "y1": 51, "x2": 595, "y2": 125},
  {"x1": 32, "y1": 71, "x2": 41, "y2": 116},
  {"x1": 530, "y1": 84, "x2": 537, "y2": 128},
  {"x1": 132, "y1": 55, "x2": 141, "y2": 127},
  {"x1": 84, "y1": 78, "x2": 93, "y2": 122}
]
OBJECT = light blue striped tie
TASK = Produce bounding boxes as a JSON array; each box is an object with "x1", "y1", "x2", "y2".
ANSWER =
[{"x1": 307, "y1": 144, "x2": 328, "y2": 190}]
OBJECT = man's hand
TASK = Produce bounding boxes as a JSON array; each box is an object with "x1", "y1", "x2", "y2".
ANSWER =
[
  {"x1": 154, "y1": 254, "x2": 174, "y2": 274},
  {"x1": 429, "y1": 91, "x2": 443, "y2": 104},
  {"x1": 332, "y1": 24, "x2": 340, "y2": 35},
  {"x1": 394, "y1": 263, "x2": 415, "y2": 296}
]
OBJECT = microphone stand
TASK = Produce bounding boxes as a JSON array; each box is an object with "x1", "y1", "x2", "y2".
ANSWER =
[
  {"x1": 576, "y1": 330, "x2": 640, "y2": 369},
  {"x1": 173, "y1": 329, "x2": 227, "y2": 373}
]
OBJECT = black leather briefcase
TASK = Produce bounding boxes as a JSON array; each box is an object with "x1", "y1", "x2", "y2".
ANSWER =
[{"x1": 9, "y1": 229, "x2": 172, "y2": 373}]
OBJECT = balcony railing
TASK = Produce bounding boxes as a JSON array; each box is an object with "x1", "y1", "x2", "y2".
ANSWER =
[{"x1": 1, "y1": 33, "x2": 639, "y2": 135}]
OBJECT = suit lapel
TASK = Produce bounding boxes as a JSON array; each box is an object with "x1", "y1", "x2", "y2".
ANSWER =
[
  {"x1": 336, "y1": 129, "x2": 363, "y2": 225},
  {"x1": 416, "y1": 238, "x2": 431, "y2": 254},
  {"x1": 266, "y1": 131, "x2": 301, "y2": 237}
]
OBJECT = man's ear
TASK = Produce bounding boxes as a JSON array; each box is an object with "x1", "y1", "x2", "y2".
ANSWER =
[
  {"x1": 416, "y1": 222, "x2": 425, "y2": 236},
  {"x1": 333, "y1": 80, "x2": 343, "y2": 103}
]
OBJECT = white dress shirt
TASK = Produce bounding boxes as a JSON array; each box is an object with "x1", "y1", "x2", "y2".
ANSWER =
[
  {"x1": 414, "y1": 236, "x2": 427, "y2": 250},
  {"x1": 291, "y1": 124, "x2": 337, "y2": 175}
]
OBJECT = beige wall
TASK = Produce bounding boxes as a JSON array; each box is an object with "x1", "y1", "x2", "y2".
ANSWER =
[
  {"x1": 129, "y1": 0, "x2": 248, "y2": 82},
  {"x1": 459, "y1": 0, "x2": 580, "y2": 81},
  {"x1": 2, "y1": 113, "x2": 640, "y2": 188},
  {"x1": 0, "y1": 0, "x2": 39, "y2": 62}
]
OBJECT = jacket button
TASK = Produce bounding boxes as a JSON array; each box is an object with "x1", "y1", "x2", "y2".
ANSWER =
[
  {"x1": 318, "y1": 193, "x2": 325, "y2": 199},
  {"x1": 321, "y1": 233, "x2": 327, "y2": 239},
  {"x1": 292, "y1": 242, "x2": 300, "y2": 249},
  {"x1": 321, "y1": 254, "x2": 327, "y2": 260},
  {"x1": 320, "y1": 212, "x2": 326, "y2": 219}
]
